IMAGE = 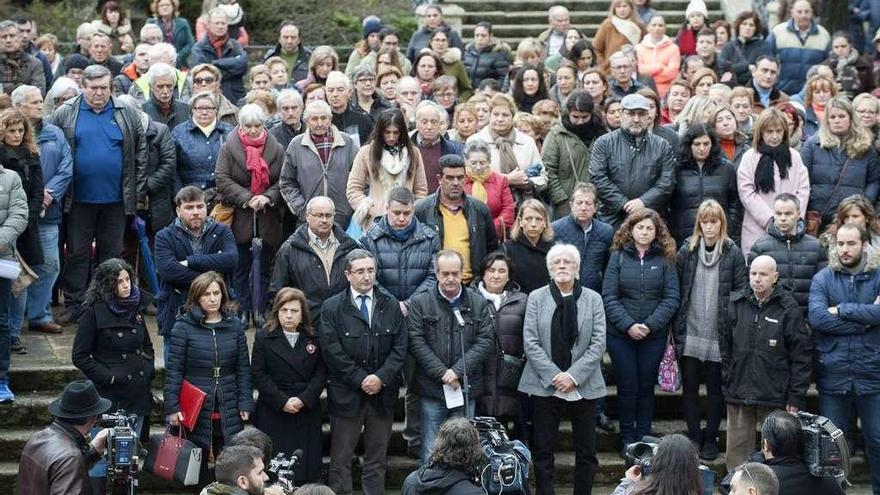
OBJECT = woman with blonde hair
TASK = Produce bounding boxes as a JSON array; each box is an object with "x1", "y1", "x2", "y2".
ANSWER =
[
  {"x1": 294, "y1": 46, "x2": 339, "y2": 90},
  {"x1": 594, "y1": 0, "x2": 646, "y2": 68},
  {"x1": 448, "y1": 102, "x2": 479, "y2": 141},
  {"x1": 689, "y1": 67, "x2": 717, "y2": 97},
  {"x1": 800, "y1": 95, "x2": 880, "y2": 232},
  {"x1": 671, "y1": 95, "x2": 717, "y2": 137},
  {"x1": 711, "y1": 105, "x2": 751, "y2": 166},
  {"x1": 802, "y1": 74, "x2": 837, "y2": 139},
  {"x1": 502, "y1": 199, "x2": 554, "y2": 293},
  {"x1": 737, "y1": 107, "x2": 810, "y2": 256},
  {"x1": 673, "y1": 199, "x2": 747, "y2": 460},
  {"x1": 508, "y1": 37, "x2": 543, "y2": 85}
]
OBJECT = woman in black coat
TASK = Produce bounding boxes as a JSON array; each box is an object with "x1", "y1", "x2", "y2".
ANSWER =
[
  {"x1": 501, "y1": 199, "x2": 554, "y2": 294},
  {"x1": 673, "y1": 200, "x2": 747, "y2": 461},
  {"x1": 252, "y1": 287, "x2": 326, "y2": 484},
  {"x1": 475, "y1": 252, "x2": 529, "y2": 440},
  {"x1": 163, "y1": 271, "x2": 253, "y2": 487},
  {"x1": 71, "y1": 258, "x2": 154, "y2": 493},
  {"x1": 669, "y1": 123, "x2": 741, "y2": 245}
]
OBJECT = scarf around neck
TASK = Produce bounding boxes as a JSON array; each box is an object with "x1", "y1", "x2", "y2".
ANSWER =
[
  {"x1": 208, "y1": 33, "x2": 229, "y2": 58},
  {"x1": 106, "y1": 285, "x2": 142, "y2": 323},
  {"x1": 488, "y1": 127, "x2": 519, "y2": 174},
  {"x1": 611, "y1": 16, "x2": 642, "y2": 45},
  {"x1": 550, "y1": 281, "x2": 582, "y2": 371},
  {"x1": 379, "y1": 145, "x2": 409, "y2": 188},
  {"x1": 755, "y1": 143, "x2": 792, "y2": 194},
  {"x1": 383, "y1": 214, "x2": 417, "y2": 241},
  {"x1": 238, "y1": 129, "x2": 270, "y2": 194},
  {"x1": 467, "y1": 168, "x2": 491, "y2": 203}
]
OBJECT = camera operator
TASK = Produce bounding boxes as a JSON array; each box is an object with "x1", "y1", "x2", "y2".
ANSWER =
[
  {"x1": 222, "y1": 427, "x2": 285, "y2": 495},
  {"x1": 401, "y1": 417, "x2": 486, "y2": 495},
  {"x1": 759, "y1": 411, "x2": 844, "y2": 495},
  {"x1": 15, "y1": 380, "x2": 112, "y2": 495},
  {"x1": 202, "y1": 445, "x2": 269, "y2": 495},
  {"x1": 729, "y1": 462, "x2": 778, "y2": 495},
  {"x1": 610, "y1": 434, "x2": 705, "y2": 495}
]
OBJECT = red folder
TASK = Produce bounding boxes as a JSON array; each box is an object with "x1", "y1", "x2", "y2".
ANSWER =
[{"x1": 179, "y1": 380, "x2": 206, "y2": 431}]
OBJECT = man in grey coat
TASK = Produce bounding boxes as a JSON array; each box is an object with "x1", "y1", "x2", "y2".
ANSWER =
[
  {"x1": 518, "y1": 243, "x2": 607, "y2": 495},
  {"x1": 280, "y1": 100, "x2": 357, "y2": 229}
]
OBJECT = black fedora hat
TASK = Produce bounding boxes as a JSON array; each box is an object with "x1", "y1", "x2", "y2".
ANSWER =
[{"x1": 48, "y1": 380, "x2": 113, "y2": 419}]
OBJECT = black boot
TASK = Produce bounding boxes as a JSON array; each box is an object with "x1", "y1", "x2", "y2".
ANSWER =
[{"x1": 700, "y1": 428, "x2": 720, "y2": 461}]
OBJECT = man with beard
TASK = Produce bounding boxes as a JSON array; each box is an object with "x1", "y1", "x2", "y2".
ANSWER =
[
  {"x1": 809, "y1": 223, "x2": 880, "y2": 495},
  {"x1": 543, "y1": 90, "x2": 606, "y2": 219},
  {"x1": 201, "y1": 445, "x2": 269, "y2": 495},
  {"x1": 588, "y1": 93, "x2": 676, "y2": 228}
]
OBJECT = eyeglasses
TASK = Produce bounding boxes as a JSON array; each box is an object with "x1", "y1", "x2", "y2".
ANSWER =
[
  {"x1": 356, "y1": 77, "x2": 375, "y2": 84},
  {"x1": 193, "y1": 77, "x2": 216, "y2": 85},
  {"x1": 737, "y1": 463, "x2": 756, "y2": 484},
  {"x1": 193, "y1": 106, "x2": 217, "y2": 112}
]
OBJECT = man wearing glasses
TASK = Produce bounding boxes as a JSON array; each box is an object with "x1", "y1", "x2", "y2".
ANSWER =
[
  {"x1": 608, "y1": 51, "x2": 646, "y2": 98},
  {"x1": 410, "y1": 100, "x2": 464, "y2": 193},
  {"x1": 729, "y1": 462, "x2": 779, "y2": 495}
]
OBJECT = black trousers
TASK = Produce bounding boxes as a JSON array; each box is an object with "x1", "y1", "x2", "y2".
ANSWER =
[
  {"x1": 62, "y1": 202, "x2": 126, "y2": 310},
  {"x1": 680, "y1": 356, "x2": 724, "y2": 444},
  {"x1": 531, "y1": 395, "x2": 597, "y2": 495}
]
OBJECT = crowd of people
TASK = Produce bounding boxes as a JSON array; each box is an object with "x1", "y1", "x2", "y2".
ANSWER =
[{"x1": 4, "y1": 0, "x2": 880, "y2": 494}]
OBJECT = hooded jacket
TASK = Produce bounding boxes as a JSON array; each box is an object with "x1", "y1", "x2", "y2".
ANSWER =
[
  {"x1": 635, "y1": 35, "x2": 682, "y2": 97},
  {"x1": 463, "y1": 41, "x2": 511, "y2": 89},
  {"x1": 809, "y1": 245, "x2": 880, "y2": 395},
  {"x1": 437, "y1": 47, "x2": 474, "y2": 100},
  {"x1": 401, "y1": 465, "x2": 484, "y2": 495},
  {"x1": 542, "y1": 119, "x2": 605, "y2": 208}
]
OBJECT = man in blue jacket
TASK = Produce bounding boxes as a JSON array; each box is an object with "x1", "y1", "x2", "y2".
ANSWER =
[
  {"x1": 154, "y1": 186, "x2": 237, "y2": 357},
  {"x1": 809, "y1": 223, "x2": 880, "y2": 494},
  {"x1": 767, "y1": 0, "x2": 831, "y2": 94},
  {"x1": 189, "y1": 9, "x2": 248, "y2": 103}
]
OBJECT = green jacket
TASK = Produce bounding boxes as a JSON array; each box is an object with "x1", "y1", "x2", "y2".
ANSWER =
[
  {"x1": 200, "y1": 482, "x2": 248, "y2": 495},
  {"x1": 439, "y1": 48, "x2": 474, "y2": 101},
  {"x1": 542, "y1": 121, "x2": 593, "y2": 206}
]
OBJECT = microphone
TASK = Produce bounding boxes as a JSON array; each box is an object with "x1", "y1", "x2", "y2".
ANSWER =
[
  {"x1": 453, "y1": 308, "x2": 465, "y2": 327},
  {"x1": 291, "y1": 449, "x2": 304, "y2": 465}
]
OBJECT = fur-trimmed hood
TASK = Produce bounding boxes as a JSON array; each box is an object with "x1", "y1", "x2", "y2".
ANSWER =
[
  {"x1": 827, "y1": 242, "x2": 880, "y2": 272},
  {"x1": 440, "y1": 47, "x2": 462, "y2": 65}
]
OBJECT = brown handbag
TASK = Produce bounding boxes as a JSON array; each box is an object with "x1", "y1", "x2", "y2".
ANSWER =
[{"x1": 806, "y1": 158, "x2": 851, "y2": 237}]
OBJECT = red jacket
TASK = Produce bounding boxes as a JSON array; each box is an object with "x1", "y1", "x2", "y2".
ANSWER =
[{"x1": 464, "y1": 171, "x2": 515, "y2": 241}]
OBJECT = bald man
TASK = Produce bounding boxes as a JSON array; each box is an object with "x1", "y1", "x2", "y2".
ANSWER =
[{"x1": 721, "y1": 255, "x2": 812, "y2": 470}]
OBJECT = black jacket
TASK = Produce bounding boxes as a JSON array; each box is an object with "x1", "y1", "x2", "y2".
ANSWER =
[
  {"x1": 589, "y1": 128, "x2": 677, "y2": 228},
  {"x1": 163, "y1": 307, "x2": 253, "y2": 450},
  {"x1": 721, "y1": 286, "x2": 812, "y2": 409},
  {"x1": 401, "y1": 465, "x2": 484, "y2": 495},
  {"x1": 359, "y1": 217, "x2": 440, "y2": 302},
  {"x1": 673, "y1": 238, "x2": 748, "y2": 357},
  {"x1": 764, "y1": 456, "x2": 844, "y2": 495},
  {"x1": 189, "y1": 36, "x2": 248, "y2": 103},
  {"x1": 477, "y1": 284, "x2": 527, "y2": 419},
  {"x1": 602, "y1": 243, "x2": 681, "y2": 340},
  {"x1": 719, "y1": 35, "x2": 772, "y2": 85},
  {"x1": 268, "y1": 224, "x2": 358, "y2": 322},
  {"x1": 268, "y1": 120, "x2": 304, "y2": 151},
  {"x1": 408, "y1": 287, "x2": 494, "y2": 400},
  {"x1": 144, "y1": 120, "x2": 177, "y2": 232},
  {"x1": 669, "y1": 155, "x2": 742, "y2": 244},
  {"x1": 319, "y1": 286, "x2": 408, "y2": 417},
  {"x1": 501, "y1": 236, "x2": 552, "y2": 294},
  {"x1": 749, "y1": 220, "x2": 827, "y2": 313},
  {"x1": 462, "y1": 42, "x2": 511, "y2": 89},
  {"x1": 414, "y1": 193, "x2": 499, "y2": 281},
  {"x1": 142, "y1": 99, "x2": 190, "y2": 132},
  {"x1": 332, "y1": 106, "x2": 374, "y2": 146},
  {"x1": 263, "y1": 44, "x2": 311, "y2": 84},
  {"x1": 0, "y1": 146, "x2": 43, "y2": 266},
  {"x1": 71, "y1": 294, "x2": 156, "y2": 416}
]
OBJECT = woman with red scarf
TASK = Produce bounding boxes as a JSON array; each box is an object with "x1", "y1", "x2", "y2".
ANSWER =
[{"x1": 215, "y1": 104, "x2": 286, "y2": 327}]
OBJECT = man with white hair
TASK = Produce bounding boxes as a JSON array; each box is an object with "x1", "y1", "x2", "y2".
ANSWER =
[
  {"x1": 280, "y1": 100, "x2": 358, "y2": 229},
  {"x1": 608, "y1": 51, "x2": 646, "y2": 98},
  {"x1": 518, "y1": 243, "x2": 607, "y2": 495},
  {"x1": 0, "y1": 20, "x2": 45, "y2": 94},
  {"x1": 396, "y1": 75, "x2": 420, "y2": 125},
  {"x1": 269, "y1": 89, "x2": 304, "y2": 149},
  {"x1": 189, "y1": 8, "x2": 248, "y2": 102},
  {"x1": 9, "y1": 85, "x2": 71, "y2": 339},
  {"x1": 73, "y1": 22, "x2": 97, "y2": 57},
  {"x1": 130, "y1": 43, "x2": 192, "y2": 103},
  {"x1": 325, "y1": 71, "x2": 373, "y2": 146},
  {"x1": 113, "y1": 43, "x2": 150, "y2": 97},
  {"x1": 538, "y1": 6, "x2": 571, "y2": 57},
  {"x1": 139, "y1": 24, "x2": 163, "y2": 46},
  {"x1": 141, "y1": 63, "x2": 190, "y2": 130},
  {"x1": 411, "y1": 100, "x2": 463, "y2": 193}
]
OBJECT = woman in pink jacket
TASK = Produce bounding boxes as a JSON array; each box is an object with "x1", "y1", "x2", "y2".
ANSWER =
[
  {"x1": 737, "y1": 108, "x2": 811, "y2": 257},
  {"x1": 635, "y1": 15, "x2": 681, "y2": 98}
]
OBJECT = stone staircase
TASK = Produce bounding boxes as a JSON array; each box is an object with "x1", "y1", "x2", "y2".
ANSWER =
[{"x1": 455, "y1": 0, "x2": 725, "y2": 48}]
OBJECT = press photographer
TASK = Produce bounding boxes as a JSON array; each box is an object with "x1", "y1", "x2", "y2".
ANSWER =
[
  {"x1": 610, "y1": 434, "x2": 707, "y2": 495},
  {"x1": 759, "y1": 411, "x2": 844, "y2": 495},
  {"x1": 15, "y1": 379, "x2": 113, "y2": 495}
]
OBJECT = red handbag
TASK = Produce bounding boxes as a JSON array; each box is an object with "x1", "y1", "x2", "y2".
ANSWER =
[{"x1": 145, "y1": 426, "x2": 202, "y2": 486}]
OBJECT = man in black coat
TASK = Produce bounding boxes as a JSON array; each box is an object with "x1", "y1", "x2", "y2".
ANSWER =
[
  {"x1": 408, "y1": 249, "x2": 493, "y2": 462},
  {"x1": 325, "y1": 71, "x2": 374, "y2": 147},
  {"x1": 749, "y1": 193, "x2": 826, "y2": 314},
  {"x1": 320, "y1": 249, "x2": 407, "y2": 495},
  {"x1": 760, "y1": 410, "x2": 844, "y2": 495},
  {"x1": 721, "y1": 255, "x2": 812, "y2": 471},
  {"x1": 269, "y1": 196, "x2": 358, "y2": 324}
]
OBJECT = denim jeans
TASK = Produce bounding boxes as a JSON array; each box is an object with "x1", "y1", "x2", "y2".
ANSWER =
[
  {"x1": 9, "y1": 225, "x2": 62, "y2": 339},
  {"x1": 420, "y1": 396, "x2": 475, "y2": 462},
  {"x1": 607, "y1": 334, "x2": 667, "y2": 447},
  {"x1": 820, "y1": 392, "x2": 880, "y2": 494},
  {"x1": 0, "y1": 277, "x2": 11, "y2": 381}
]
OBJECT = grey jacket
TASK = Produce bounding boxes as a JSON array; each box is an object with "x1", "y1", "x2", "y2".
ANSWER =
[
  {"x1": 517, "y1": 284, "x2": 607, "y2": 400},
  {"x1": 47, "y1": 95, "x2": 147, "y2": 215},
  {"x1": 0, "y1": 170, "x2": 29, "y2": 260},
  {"x1": 280, "y1": 125, "x2": 357, "y2": 227}
]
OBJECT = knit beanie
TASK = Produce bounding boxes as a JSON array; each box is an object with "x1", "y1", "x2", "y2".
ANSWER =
[
  {"x1": 64, "y1": 53, "x2": 90, "y2": 73},
  {"x1": 363, "y1": 16, "x2": 382, "y2": 39},
  {"x1": 685, "y1": 0, "x2": 708, "y2": 19}
]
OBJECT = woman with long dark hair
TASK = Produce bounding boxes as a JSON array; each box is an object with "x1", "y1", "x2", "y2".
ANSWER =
[
  {"x1": 347, "y1": 108, "x2": 428, "y2": 229},
  {"x1": 511, "y1": 64, "x2": 549, "y2": 113},
  {"x1": 252, "y1": 287, "x2": 326, "y2": 484},
  {"x1": 411, "y1": 51, "x2": 444, "y2": 100},
  {"x1": 673, "y1": 200, "x2": 747, "y2": 460},
  {"x1": 603, "y1": 209, "x2": 680, "y2": 451},
  {"x1": 610, "y1": 434, "x2": 705, "y2": 495},
  {"x1": 669, "y1": 123, "x2": 741, "y2": 244},
  {"x1": 719, "y1": 11, "x2": 771, "y2": 85}
]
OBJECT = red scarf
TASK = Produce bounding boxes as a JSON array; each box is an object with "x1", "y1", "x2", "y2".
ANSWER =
[
  {"x1": 208, "y1": 33, "x2": 229, "y2": 58},
  {"x1": 238, "y1": 129, "x2": 270, "y2": 194}
]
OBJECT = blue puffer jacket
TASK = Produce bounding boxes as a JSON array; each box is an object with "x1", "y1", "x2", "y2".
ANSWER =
[
  {"x1": 36, "y1": 123, "x2": 73, "y2": 225},
  {"x1": 359, "y1": 217, "x2": 440, "y2": 303},
  {"x1": 171, "y1": 119, "x2": 234, "y2": 194},
  {"x1": 800, "y1": 135, "x2": 880, "y2": 225},
  {"x1": 551, "y1": 215, "x2": 614, "y2": 293},
  {"x1": 809, "y1": 248, "x2": 880, "y2": 395},
  {"x1": 163, "y1": 307, "x2": 253, "y2": 450},
  {"x1": 768, "y1": 20, "x2": 832, "y2": 95},
  {"x1": 602, "y1": 242, "x2": 681, "y2": 340}
]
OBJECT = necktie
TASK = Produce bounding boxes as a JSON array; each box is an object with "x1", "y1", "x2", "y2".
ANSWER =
[{"x1": 359, "y1": 294, "x2": 369, "y2": 322}]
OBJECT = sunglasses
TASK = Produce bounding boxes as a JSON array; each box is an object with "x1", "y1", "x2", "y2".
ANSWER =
[{"x1": 193, "y1": 77, "x2": 216, "y2": 85}]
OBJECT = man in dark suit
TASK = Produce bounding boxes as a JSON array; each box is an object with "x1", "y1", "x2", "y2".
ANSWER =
[{"x1": 319, "y1": 249, "x2": 408, "y2": 495}]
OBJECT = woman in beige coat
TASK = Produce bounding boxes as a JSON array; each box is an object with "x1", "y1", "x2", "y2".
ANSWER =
[
  {"x1": 593, "y1": 0, "x2": 646, "y2": 69},
  {"x1": 346, "y1": 108, "x2": 428, "y2": 229}
]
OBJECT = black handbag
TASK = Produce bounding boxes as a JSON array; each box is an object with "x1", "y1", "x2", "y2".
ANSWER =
[{"x1": 490, "y1": 312, "x2": 526, "y2": 390}]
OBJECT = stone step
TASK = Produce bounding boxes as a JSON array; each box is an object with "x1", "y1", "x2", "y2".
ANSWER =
[
  {"x1": 460, "y1": 20, "x2": 722, "y2": 41},
  {"x1": 463, "y1": 10, "x2": 725, "y2": 26},
  {"x1": 455, "y1": 0, "x2": 722, "y2": 11}
]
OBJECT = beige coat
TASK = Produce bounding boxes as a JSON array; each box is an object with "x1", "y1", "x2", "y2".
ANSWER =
[{"x1": 346, "y1": 144, "x2": 428, "y2": 219}]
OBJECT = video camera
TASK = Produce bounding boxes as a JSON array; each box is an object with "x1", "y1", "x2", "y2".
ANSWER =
[
  {"x1": 796, "y1": 411, "x2": 850, "y2": 485},
  {"x1": 266, "y1": 449, "x2": 303, "y2": 495},
  {"x1": 98, "y1": 410, "x2": 142, "y2": 495},
  {"x1": 471, "y1": 417, "x2": 530, "y2": 494},
  {"x1": 623, "y1": 436, "x2": 660, "y2": 477}
]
